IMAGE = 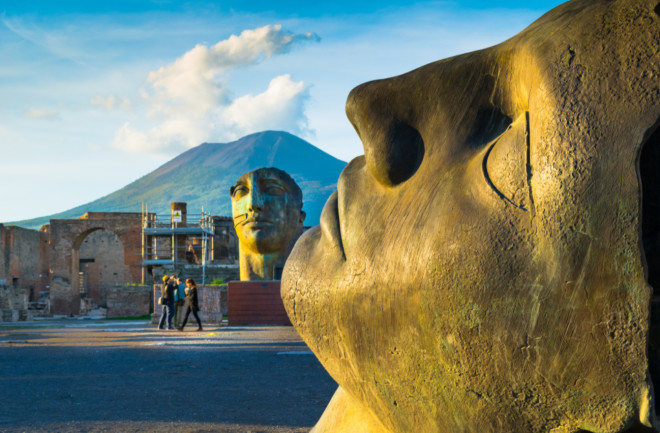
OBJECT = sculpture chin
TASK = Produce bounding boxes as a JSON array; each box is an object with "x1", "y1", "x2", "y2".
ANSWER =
[{"x1": 310, "y1": 387, "x2": 391, "y2": 433}]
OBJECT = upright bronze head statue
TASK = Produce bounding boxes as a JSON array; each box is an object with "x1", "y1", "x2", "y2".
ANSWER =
[
  {"x1": 282, "y1": 0, "x2": 660, "y2": 431},
  {"x1": 231, "y1": 167, "x2": 305, "y2": 280}
]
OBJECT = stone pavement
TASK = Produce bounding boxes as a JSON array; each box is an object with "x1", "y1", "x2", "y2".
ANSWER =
[{"x1": 0, "y1": 319, "x2": 337, "y2": 433}]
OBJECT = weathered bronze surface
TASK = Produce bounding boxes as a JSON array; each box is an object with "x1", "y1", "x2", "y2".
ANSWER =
[
  {"x1": 231, "y1": 167, "x2": 305, "y2": 280},
  {"x1": 282, "y1": 0, "x2": 660, "y2": 431}
]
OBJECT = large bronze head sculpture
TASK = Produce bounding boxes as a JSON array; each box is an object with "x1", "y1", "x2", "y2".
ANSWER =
[
  {"x1": 282, "y1": 0, "x2": 660, "y2": 431},
  {"x1": 231, "y1": 167, "x2": 305, "y2": 280}
]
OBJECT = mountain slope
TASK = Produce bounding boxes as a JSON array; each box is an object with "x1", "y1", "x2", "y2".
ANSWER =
[{"x1": 12, "y1": 131, "x2": 347, "y2": 229}]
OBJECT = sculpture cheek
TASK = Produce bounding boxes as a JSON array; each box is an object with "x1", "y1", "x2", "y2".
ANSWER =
[
  {"x1": 232, "y1": 196, "x2": 250, "y2": 219},
  {"x1": 346, "y1": 83, "x2": 424, "y2": 187}
]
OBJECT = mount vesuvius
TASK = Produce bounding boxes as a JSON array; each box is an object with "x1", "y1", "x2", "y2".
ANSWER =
[{"x1": 11, "y1": 131, "x2": 348, "y2": 229}]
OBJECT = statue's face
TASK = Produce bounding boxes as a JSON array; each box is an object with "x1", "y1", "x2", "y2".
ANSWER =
[
  {"x1": 231, "y1": 169, "x2": 303, "y2": 255},
  {"x1": 282, "y1": 1, "x2": 660, "y2": 432}
]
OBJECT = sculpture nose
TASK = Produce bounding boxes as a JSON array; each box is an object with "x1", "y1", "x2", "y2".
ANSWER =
[
  {"x1": 346, "y1": 79, "x2": 424, "y2": 187},
  {"x1": 247, "y1": 188, "x2": 265, "y2": 212}
]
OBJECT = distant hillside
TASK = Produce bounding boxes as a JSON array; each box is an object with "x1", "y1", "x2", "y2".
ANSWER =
[{"x1": 12, "y1": 131, "x2": 347, "y2": 229}]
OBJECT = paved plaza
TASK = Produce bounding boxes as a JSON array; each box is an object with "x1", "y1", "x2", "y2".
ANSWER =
[{"x1": 0, "y1": 319, "x2": 337, "y2": 433}]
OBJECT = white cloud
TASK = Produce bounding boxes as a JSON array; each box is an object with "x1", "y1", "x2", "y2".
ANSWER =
[
  {"x1": 90, "y1": 94, "x2": 116, "y2": 110},
  {"x1": 118, "y1": 97, "x2": 133, "y2": 112},
  {"x1": 144, "y1": 24, "x2": 318, "y2": 118},
  {"x1": 112, "y1": 75, "x2": 311, "y2": 155},
  {"x1": 112, "y1": 117, "x2": 209, "y2": 156},
  {"x1": 90, "y1": 94, "x2": 133, "y2": 112},
  {"x1": 218, "y1": 74, "x2": 310, "y2": 138},
  {"x1": 24, "y1": 108, "x2": 60, "y2": 120},
  {"x1": 112, "y1": 24, "x2": 318, "y2": 155},
  {"x1": 112, "y1": 123, "x2": 149, "y2": 153}
]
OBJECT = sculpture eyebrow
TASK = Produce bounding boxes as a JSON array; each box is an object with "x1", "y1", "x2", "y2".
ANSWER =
[{"x1": 261, "y1": 176, "x2": 284, "y2": 182}]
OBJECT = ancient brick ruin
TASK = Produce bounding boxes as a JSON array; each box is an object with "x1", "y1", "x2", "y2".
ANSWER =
[
  {"x1": 48, "y1": 212, "x2": 144, "y2": 315},
  {"x1": 0, "y1": 224, "x2": 49, "y2": 297},
  {"x1": 0, "y1": 203, "x2": 240, "y2": 320}
]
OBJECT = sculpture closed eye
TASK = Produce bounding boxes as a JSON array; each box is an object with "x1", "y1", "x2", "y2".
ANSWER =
[
  {"x1": 262, "y1": 180, "x2": 287, "y2": 196},
  {"x1": 481, "y1": 114, "x2": 531, "y2": 212},
  {"x1": 231, "y1": 184, "x2": 249, "y2": 199}
]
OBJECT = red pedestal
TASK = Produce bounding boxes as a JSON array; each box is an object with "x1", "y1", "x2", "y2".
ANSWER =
[{"x1": 227, "y1": 281, "x2": 292, "y2": 326}]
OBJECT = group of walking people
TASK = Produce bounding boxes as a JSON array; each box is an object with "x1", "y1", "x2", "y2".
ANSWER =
[{"x1": 158, "y1": 275, "x2": 203, "y2": 331}]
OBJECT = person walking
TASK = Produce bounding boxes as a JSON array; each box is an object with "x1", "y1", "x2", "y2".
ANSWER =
[
  {"x1": 173, "y1": 277, "x2": 186, "y2": 327},
  {"x1": 178, "y1": 278, "x2": 203, "y2": 332},
  {"x1": 158, "y1": 275, "x2": 176, "y2": 330}
]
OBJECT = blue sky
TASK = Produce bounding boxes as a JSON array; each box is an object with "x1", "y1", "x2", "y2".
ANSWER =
[{"x1": 0, "y1": 0, "x2": 564, "y2": 222}]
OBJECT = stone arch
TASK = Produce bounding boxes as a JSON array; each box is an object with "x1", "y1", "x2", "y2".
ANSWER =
[
  {"x1": 72, "y1": 228, "x2": 127, "y2": 309},
  {"x1": 72, "y1": 227, "x2": 103, "y2": 250},
  {"x1": 48, "y1": 213, "x2": 144, "y2": 315},
  {"x1": 70, "y1": 227, "x2": 103, "y2": 300}
]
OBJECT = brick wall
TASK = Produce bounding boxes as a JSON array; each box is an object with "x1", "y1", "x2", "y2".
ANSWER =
[
  {"x1": 227, "y1": 281, "x2": 291, "y2": 326},
  {"x1": 0, "y1": 284, "x2": 33, "y2": 322},
  {"x1": 106, "y1": 285, "x2": 151, "y2": 318},
  {"x1": 80, "y1": 230, "x2": 128, "y2": 307},
  {"x1": 0, "y1": 224, "x2": 49, "y2": 295}
]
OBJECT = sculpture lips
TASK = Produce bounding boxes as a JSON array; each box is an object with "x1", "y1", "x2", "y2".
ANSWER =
[
  {"x1": 320, "y1": 190, "x2": 345, "y2": 259},
  {"x1": 244, "y1": 217, "x2": 273, "y2": 228}
]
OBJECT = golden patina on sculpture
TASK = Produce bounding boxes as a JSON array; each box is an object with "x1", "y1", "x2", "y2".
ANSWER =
[
  {"x1": 282, "y1": 0, "x2": 660, "y2": 432},
  {"x1": 231, "y1": 167, "x2": 305, "y2": 280}
]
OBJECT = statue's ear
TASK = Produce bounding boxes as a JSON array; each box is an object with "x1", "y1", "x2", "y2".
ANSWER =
[{"x1": 300, "y1": 211, "x2": 306, "y2": 224}]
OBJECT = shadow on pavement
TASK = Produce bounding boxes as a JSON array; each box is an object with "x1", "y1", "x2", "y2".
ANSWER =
[{"x1": 0, "y1": 321, "x2": 337, "y2": 432}]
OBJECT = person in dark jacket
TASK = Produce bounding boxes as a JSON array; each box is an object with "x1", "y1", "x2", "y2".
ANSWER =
[
  {"x1": 158, "y1": 275, "x2": 176, "y2": 330},
  {"x1": 178, "y1": 278, "x2": 203, "y2": 332}
]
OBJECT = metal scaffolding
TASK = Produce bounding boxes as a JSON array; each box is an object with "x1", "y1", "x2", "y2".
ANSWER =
[{"x1": 140, "y1": 207, "x2": 216, "y2": 285}]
